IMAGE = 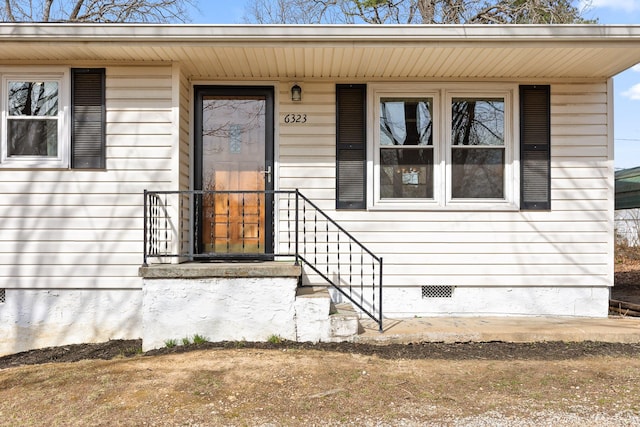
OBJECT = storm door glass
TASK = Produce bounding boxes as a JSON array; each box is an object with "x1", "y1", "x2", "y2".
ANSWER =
[{"x1": 199, "y1": 93, "x2": 270, "y2": 255}]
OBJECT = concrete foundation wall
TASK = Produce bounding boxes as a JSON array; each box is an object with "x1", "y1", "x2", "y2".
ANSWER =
[
  {"x1": 0, "y1": 289, "x2": 142, "y2": 357},
  {"x1": 338, "y1": 286, "x2": 610, "y2": 318},
  {"x1": 142, "y1": 277, "x2": 299, "y2": 351},
  {"x1": 0, "y1": 282, "x2": 611, "y2": 356}
]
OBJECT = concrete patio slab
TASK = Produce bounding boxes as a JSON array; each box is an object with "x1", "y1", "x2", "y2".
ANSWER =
[{"x1": 355, "y1": 316, "x2": 640, "y2": 344}]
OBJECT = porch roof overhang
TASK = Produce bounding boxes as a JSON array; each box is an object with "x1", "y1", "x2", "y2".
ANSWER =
[{"x1": 0, "y1": 24, "x2": 640, "y2": 80}]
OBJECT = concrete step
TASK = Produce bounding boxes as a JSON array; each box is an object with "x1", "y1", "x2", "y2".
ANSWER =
[
  {"x1": 294, "y1": 287, "x2": 360, "y2": 343},
  {"x1": 329, "y1": 302, "x2": 361, "y2": 340}
]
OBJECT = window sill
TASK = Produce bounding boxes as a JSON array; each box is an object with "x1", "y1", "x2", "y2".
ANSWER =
[
  {"x1": 369, "y1": 200, "x2": 519, "y2": 212},
  {"x1": 0, "y1": 164, "x2": 69, "y2": 170},
  {"x1": 0, "y1": 159, "x2": 69, "y2": 169}
]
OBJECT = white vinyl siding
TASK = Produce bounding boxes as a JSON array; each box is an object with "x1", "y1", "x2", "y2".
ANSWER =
[
  {"x1": 0, "y1": 74, "x2": 610, "y2": 290},
  {"x1": 178, "y1": 67, "x2": 190, "y2": 191},
  {"x1": 278, "y1": 82, "x2": 336, "y2": 203},
  {"x1": 177, "y1": 66, "x2": 191, "y2": 255},
  {"x1": 0, "y1": 66, "x2": 175, "y2": 289},
  {"x1": 278, "y1": 81, "x2": 611, "y2": 289}
]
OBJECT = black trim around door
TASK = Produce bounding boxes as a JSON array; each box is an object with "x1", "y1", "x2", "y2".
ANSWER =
[{"x1": 193, "y1": 85, "x2": 275, "y2": 259}]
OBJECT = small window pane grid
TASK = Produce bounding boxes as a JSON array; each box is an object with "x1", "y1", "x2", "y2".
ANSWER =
[
  {"x1": 422, "y1": 285, "x2": 454, "y2": 298},
  {"x1": 0, "y1": 289, "x2": 5, "y2": 304}
]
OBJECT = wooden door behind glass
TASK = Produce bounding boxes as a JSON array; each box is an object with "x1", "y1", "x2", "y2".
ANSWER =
[{"x1": 196, "y1": 87, "x2": 273, "y2": 256}]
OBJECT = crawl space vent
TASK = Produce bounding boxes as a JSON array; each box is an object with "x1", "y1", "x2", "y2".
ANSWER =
[
  {"x1": 422, "y1": 286, "x2": 454, "y2": 298},
  {"x1": 0, "y1": 289, "x2": 5, "y2": 303}
]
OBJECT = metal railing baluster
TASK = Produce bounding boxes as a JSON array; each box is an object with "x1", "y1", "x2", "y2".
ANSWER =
[
  {"x1": 303, "y1": 199, "x2": 307, "y2": 262},
  {"x1": 257, "y1": 193, "x2": 262, "y2": 250},
  {"x1": 313, "y1": 209, "x2": 318, "y2": 267},
  {"x1": 164, "y1": 194, "x2": 169, "y2": 254},
  {"x1": 337, "y1": 230, "x2": 340, "y2": 288},
  {"x1": 325, "y1": 219, "x2": 329, "y2": 277}
]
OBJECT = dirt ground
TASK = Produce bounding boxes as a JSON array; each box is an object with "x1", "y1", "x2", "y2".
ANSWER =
[
  {"x1": 1, "y1": 247, "x2": 640, "y2": 425},
  {"x1": 2, "y1": 341, "x2": 640, "y2": 426}
]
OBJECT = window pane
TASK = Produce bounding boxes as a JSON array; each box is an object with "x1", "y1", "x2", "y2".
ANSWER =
[
  {"x1": 380, "y1": 148, "x2": 433, "y2": 199},
  {"x1": 451, "y1": 98, "x2": 504, "y2": 146},
  {"x1": 380, "y1": 98, "x2": 432, "y2": 147},
  {"x1": 9, "y1": 81, "x2": 58, "y2": 116},
  {"x1": 452, "y1": 147, "x2": 504, "y2": 199},
  {"x1": 7, "y1": 119, "x2": 58, "y2": 156}
]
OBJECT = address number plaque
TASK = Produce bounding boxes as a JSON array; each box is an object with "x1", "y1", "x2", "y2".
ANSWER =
[{"x1": 283, "y1": 113, "x2": 307, "y2": 124}]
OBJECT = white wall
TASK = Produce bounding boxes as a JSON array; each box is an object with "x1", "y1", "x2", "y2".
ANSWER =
[
  {"x1": 0, "y1": 289, "x2": 141, "y2": 356},
  {"x1": 0, "y1": 65, "x2": 175, "y2": 354},
  {"x1": 0, "y1": 65, "x2": 175, "y2": 289},
  {"x1": 277, "y1": 81, "x2": 612, "y2": 294},
  {"x1": 142, "y1": 277, "x2": 298, "y2": 351},
  {"x1": 0, "y1": 74, "x2": 614, "y2": 355},
  {"x1": 329, "y1": 286, "x2": 610, "y2": 318}
]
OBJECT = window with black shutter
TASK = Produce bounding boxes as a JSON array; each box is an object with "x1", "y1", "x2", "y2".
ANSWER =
[
  {"x1": 336, "y1": 84, "x2": 366, "y2": 209},
  {"x1": 71, "y1": 68, "x2": 106, "y2": 169},
  {"x1": 520, "y1": 85, "x2": 551, "y2": 210}
]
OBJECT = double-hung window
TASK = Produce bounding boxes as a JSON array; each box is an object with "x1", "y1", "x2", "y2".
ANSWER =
[
  {"x1": 448, "y1": 94, "x2": 507, "y2": 201},
  {"x1": 0, "y1": 68, "x2": 105, "y2": 169},
  {"x1": 379, "y1": 96, "x2": 436, "y2": 200},
  {"x1": 372, "y1": 84, "x2": 515, "y2": 209},
  {"x1": 2, "y1": 73, "x2": 67, "y2": 168}
]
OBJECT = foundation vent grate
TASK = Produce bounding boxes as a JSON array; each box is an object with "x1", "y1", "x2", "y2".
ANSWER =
[
  {"x1": 0, "y1": 289, "x2": 4, "y2": 303},
  {"x1": 422, "y1": 285, "x2": 454, "y2": 298}
]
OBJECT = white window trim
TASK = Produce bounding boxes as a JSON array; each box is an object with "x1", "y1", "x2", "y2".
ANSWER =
[
  {"x1": 368, "y1": 82, "x2": 519, "y2": 211},
  {"x1": 0, "y1": 70, "x2": 70, "y2": 169},
  {"x1": 372, "y1": 88, "x2": 441, "y2": 209},
  {"x1": 444, "y1": 89, "x2": 515, "y2": 209}
]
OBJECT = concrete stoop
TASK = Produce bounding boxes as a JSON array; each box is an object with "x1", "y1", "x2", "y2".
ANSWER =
[{"x1": 295, "y1": 286, "x2": 360, "y2": 343}]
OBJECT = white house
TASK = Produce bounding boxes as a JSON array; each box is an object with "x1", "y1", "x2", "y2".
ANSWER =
[{"x1": 1, "y1": 24, "x2": 639, "y2": 355}]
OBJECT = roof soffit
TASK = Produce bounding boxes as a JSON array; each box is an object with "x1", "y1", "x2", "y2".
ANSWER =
[{"x1": 0, "y1": 24, "x2": 639, "y2": 79}]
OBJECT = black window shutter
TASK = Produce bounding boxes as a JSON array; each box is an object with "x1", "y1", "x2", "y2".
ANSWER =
[
  {"x1": 71, "y1": 68, "x2": 106, "y2": 169},
  {"x1": 336, "y1": 84, "x2": 366, "y2": 209},
  {"x1": 520, "y1": 85, "x2": 550, "y2": 210}
]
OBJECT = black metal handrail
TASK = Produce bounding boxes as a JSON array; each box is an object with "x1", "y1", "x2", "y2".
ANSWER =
[{"x1": 143, "y1": 189, "x2": 383, "y2": 331}]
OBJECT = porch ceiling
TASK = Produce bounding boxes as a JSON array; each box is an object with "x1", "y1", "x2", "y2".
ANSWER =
[{"x1": 1, "y1": 24, "x2": 640, "y2": 80}]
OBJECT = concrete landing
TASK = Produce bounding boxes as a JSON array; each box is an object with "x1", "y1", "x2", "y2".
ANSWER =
[
  {"x1": 355, "y1": 316, "x2": 640, "y2": 344},
  {"x1": 139, "y1": 261, "x2": 301, "y2": 279}
]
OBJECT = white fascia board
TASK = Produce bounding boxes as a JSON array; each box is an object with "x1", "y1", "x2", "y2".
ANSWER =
[{"x1": 1, "y1": 23, "x2": 640, "y2": 43}]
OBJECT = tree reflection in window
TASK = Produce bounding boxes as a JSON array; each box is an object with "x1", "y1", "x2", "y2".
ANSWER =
[
  {"x1": 7, "y1": 81, "x2": 59, "y2": 157},
  {"x1": 451, "y1": 98, "x2": 505, "y2": 199},
  {"x1": 379, "y1": 98, "x2": 434, "y2": 199}
]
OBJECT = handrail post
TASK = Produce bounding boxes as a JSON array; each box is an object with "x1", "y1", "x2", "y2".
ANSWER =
[
  {"x1": 143, "y1": 189, "x2": 148, "y2": 267},
  {"x1": 379, "y1": 257, "x2": 383, "y2": 332},
  {"x1": 188, "y1": 190, "x2": 194, "y2": 260},
  {"x1": 294, "y1": 189, "x2": 299, "y2": 266}
]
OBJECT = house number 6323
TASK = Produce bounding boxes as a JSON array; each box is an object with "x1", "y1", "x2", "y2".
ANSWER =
[{"x1": 283, "y1": 113, "x2": 307, "y2": 124}]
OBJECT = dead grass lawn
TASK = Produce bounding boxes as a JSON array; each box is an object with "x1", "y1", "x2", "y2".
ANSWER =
[{"x1": 2, "y1": 348, "x2": 640, "y2": 426}]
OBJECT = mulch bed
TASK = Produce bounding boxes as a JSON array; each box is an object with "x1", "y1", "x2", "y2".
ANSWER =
[{"x1": 2, "y1": 339, "x2": 640, "y2": 370}]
